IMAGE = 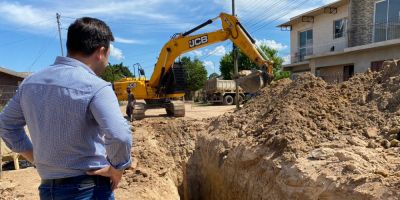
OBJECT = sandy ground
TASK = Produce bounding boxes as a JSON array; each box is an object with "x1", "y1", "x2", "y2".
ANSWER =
[{"x1": 0, "y1": 103, "x2": 235, "y2": 200}]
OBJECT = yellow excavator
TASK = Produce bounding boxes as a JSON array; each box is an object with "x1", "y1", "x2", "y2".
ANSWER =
[{"x1": 113, "y1": 12, "x2": 273, "y2": 120}]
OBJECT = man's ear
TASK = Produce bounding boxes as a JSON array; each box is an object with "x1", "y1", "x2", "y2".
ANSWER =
[{"x1": 96, "y1": 47, "x2": 106, "y2": 61}]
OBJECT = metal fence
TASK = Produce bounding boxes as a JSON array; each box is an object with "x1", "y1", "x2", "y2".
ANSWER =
[
  {"x1": 0, "y1": 85, "x2": 17, "y2": 107},
  {"x1": 317, "y1": 73, "x2": 344, "y2": 85}
]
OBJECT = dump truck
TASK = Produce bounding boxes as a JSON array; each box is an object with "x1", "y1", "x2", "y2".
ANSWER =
[{"x1": 204, "y1": 78, "x2": 246, "y2": 105}]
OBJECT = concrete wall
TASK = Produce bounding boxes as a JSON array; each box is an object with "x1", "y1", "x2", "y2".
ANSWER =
[
  {"x1": 290, "y1": 3, "x2": 349, "y2": 62},
  {"x1": 348, "y1": 0, "x2": 380, "y2": 47},
  {"x1": 313, "y1": 3, "x2": 349, "y2": 55},
  {"x1": 312, "y1": 44, "x2": 400, "y2": 73}
]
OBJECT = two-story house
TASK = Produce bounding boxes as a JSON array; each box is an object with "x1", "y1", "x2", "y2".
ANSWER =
[{"x1": 279, "y1": 0, "x2": 400, "y2": 83}]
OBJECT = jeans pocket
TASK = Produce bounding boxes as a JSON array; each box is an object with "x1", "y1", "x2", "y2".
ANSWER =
[
  {"x1": 94, "y1": 185, "x2": 114, "y2": 200},
  {"x1": 78, "y1": 183, "x2": 96, "y2": 190}
]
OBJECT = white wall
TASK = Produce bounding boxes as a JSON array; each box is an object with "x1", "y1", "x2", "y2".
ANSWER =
[
  {"x1": 290, "y1": 3, "x2": 349, "y2": 62},
  {"x1": 312, "y1": 44, "x2": 400, "y2": 73}
]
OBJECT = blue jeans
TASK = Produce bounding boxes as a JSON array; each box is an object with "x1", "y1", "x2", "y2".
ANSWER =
[{"x1": 38, "y1": 175, "x2": 114, "y2": 200}]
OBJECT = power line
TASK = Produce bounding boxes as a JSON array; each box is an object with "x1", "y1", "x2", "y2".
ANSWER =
[
  {"x1": 251, "y1": 0, "x2": 310, "y2": 34},
  {"x1": 28, "y1": 31, "x2": 59, "y2": 72},
  {"x1": 0, "y1": 18, "x2": 54, "y2": 36},
  {"x1": 0, "y1": 37, "x2": 33, "y2": 47},
  {"x1": 241, "y1": 0, "x2": 282, "y2": 26},
  {"x1": 61, "y1": 15, "x2": 197, "y2": 26},
  {"x1": 245, "y1": 0, "x2": 288, "y2": 30}
]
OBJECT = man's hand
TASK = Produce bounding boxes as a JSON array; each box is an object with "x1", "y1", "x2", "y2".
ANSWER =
[
  {"x1": 20, "y1": 151, "x2": 34, "y2": 163},
  {"x1": 86, "y1": 166, "x2": 123, "y2": 190}
]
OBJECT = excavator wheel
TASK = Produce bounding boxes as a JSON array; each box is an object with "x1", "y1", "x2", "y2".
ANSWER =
[
  {"x1": 133, "y1": 103, "x2": 146, "y2": 120},
  {"x1": 165, "y1": 100, "x2": 185, "y2": 117}
]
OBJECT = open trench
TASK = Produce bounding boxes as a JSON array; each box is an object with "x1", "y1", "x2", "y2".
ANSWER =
[
  {"x1": 121, "y1": 117, "x2": 395, "y2": 200},
  {"x1": 122, "y1": 62, "x2": 400, "y2": 199}
]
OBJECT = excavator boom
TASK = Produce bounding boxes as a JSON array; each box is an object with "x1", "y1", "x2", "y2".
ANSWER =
[
  {"x1": 148, "y1": 12, "x2": 273, "y2": 91},
  {"x1": 113, "y1": 12, "x2": 274, "y2": 119}
]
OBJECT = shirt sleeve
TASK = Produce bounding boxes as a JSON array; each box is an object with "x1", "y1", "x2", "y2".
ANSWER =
[
  {"x1": 89, "y1": 85, "x2": 132, "y2": 170},
  {"x1": 0, "y1": 86, "x2": 33, "y2": 152}
]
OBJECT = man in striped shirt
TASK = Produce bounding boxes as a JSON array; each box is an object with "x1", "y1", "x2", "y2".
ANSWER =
[{"x1": 0, "y1": 17, "x2": 132, "y2": 199}]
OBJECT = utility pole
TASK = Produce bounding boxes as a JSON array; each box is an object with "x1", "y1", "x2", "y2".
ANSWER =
[
  {"x1": 56, "y1": 13, "x2": 64, "y2": 56},
  {"x1": 0, "y1": 138, "x2": 2, "y2": 179},
  {"x1": 232, "y1": 0, "x2": 240, "y2": 109}
]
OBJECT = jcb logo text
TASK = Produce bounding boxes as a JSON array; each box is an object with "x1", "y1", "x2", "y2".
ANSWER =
[{"x1": 189, "y1": 36, "x2": 208, "y2": 48}]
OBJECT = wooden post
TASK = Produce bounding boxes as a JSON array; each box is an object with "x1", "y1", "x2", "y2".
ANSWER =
[{"x1": 13, "y1": 153, "x2": 19, "y2": 170}]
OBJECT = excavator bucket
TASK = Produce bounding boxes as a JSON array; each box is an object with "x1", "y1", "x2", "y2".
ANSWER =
[{"x1": 237, "y1": 70, "x2": 271, "y2": 93}]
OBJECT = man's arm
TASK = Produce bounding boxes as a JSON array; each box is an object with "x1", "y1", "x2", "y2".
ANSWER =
[
  {"x1": 0, "y1": 86, "x2": 34, "y2": 162},
  {"x1": 89, "y1": 85, "x2": 132, "y2": 170},
  {"x1": 89, "y1": 85, "x2": 132, "y2": 189}
]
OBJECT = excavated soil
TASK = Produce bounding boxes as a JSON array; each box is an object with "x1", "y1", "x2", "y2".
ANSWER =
[
  {"x1": 121, "y1": 59, "x2": 400, "y2": 200},
  {"x1": 3, "y1": 61, "x2": 400, "y2": 199},
  {"x1": 184, "y1": 60, "x2": 400, "y2": 199}
]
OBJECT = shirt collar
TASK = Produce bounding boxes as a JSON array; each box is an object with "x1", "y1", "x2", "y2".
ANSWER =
[{"x1": 53, "y1": 56, "x2": 96, "y2": 75}]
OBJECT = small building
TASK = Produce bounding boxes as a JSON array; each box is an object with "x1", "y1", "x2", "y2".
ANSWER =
[
  {"x1": 279, "y1": 0, "x2": 400, "y2": 84},
  {"x1": 0, "y1": 67, "x2": 31, "y2": 173},
  {"x1": 0, "y1": 66, "x2": 31, "y2": 105}
]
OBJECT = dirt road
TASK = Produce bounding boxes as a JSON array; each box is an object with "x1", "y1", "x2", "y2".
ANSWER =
[{"x1": 0, "y1": 104, "x2": 235, "y2": 200}]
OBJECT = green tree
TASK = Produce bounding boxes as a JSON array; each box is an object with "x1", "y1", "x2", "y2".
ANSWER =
[
  {"x1": 219, "y1": 44, "x2": 290, "y2": 80},
  {"x1": 180, "y1": 56, "x2": 207, "y2": 99},
  {"x1": 100, "y1": 63, "x2": 133, "y2": 82},
  {"x1": 208, "y1": 72, "x2": 220, "y2": 80}
]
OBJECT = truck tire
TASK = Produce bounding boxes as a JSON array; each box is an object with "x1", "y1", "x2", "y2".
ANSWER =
[{"x1": 223, "y1": 95, "x2": 234, "y2": 105}]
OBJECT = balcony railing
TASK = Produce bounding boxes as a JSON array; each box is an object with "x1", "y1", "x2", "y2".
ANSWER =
[
  {"x1": 287, "y1": 21, "x2": 400, "y2": 65},
  {"x1": 373, "y1": 21, "x2": 400, "y2": 43}
]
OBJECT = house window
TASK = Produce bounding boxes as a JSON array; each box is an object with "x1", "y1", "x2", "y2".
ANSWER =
[
  {"x1": 299, "y1": 29, "x2": 313, "y2": 62},
  {"x1": 334, "y1": 18, "x2": 347, "y2": 39},
  {"x1": 371, "y1": 60, "x2": 385, "y2": 71},
  {"x1": 374, "y1": 0, "x2": 400, "y2": 42},
  {"x1": 343, "y1": 65, "x2": 354, "y2": 81}
]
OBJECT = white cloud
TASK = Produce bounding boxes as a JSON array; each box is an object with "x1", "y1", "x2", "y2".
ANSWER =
[
  {"x1": 0, "y1": 2, "x2": 53, "y2": 30},
  {"x1": 192, "y1": 50, "x2": 204, "y2": 57},
  {"x1": 256, "y1": 39, "x2": 288, "y2": 51},
  {"x1": 110, "y1": 44, "x2": 124, "y2": 61},
  {"x1": 209, "y1": 45, "x2": 226, "y2": 56},
  {"x1": 0, "y1": 0, "x2": 181, "y2": 34},
  {"x1": 282, "y1": 54, "x2": 291, "y2": 65},
  {"x1": 203, "y1": 60, "x2": 215, "y2": 71},
  {"x1": 114, "y1": 37, "x2": 142, "y2": 44}
]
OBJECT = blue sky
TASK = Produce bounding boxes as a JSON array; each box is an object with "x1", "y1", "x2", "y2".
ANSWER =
[{"x1": 0, "y1": 0, "x2": 336, "y2": 76}]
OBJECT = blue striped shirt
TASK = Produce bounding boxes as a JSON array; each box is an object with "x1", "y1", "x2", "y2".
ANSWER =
[{"x1": 0, "y1": 56, "x2": 132, "y2": 179}]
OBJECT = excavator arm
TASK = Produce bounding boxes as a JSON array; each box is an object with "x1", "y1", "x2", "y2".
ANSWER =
[{"x1": 148, "y1": 12, "x2": 273, "y2": 91}]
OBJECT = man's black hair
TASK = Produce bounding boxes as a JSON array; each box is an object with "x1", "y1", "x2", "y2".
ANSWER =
[{"x1": 67, "y1": 17, "x2": 114, "y2": 56}]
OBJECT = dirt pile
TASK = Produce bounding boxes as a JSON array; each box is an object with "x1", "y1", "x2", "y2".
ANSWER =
[
  {"x1": 0, "y1": 180, "x2": 18, "y2": 200},
  {"x1": 185, "y1": 60, "x2": 400, "y2": 199}
]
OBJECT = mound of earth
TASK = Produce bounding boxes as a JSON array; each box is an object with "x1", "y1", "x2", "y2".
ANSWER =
[{"x1": 184, "y1": 60, "x2": 400, "y2": 199}]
